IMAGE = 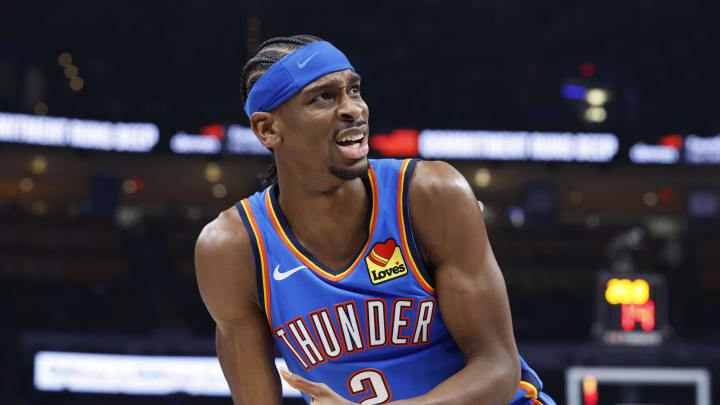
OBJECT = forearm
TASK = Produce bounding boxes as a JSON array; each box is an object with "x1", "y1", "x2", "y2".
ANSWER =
[
  {"x1": 215, "y1": 325, "x2": 283, "y2": 404},
  {"x1": 389, "y1": 355, "x2": 520, "y2": 405}
]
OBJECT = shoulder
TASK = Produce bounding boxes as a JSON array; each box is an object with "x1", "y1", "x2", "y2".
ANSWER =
[
  {"x1": 409, "y1": 160, "x2": 476, "y2": 205},
  {"x1": 196, "y1": 205, "x2": 252, "y2": 261},
  {"x1": 408, "y1": 161, "x2": 484, "y2": 263},
  {"x1": 195, "y1": 205, "x2": 259, "y2": 322}
]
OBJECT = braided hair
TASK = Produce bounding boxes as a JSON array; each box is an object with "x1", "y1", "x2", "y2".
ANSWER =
[{"x1": 241, "y1": 35, "x2": 323, "y2": 187}]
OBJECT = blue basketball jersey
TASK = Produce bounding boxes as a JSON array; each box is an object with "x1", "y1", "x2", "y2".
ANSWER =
[{"x1": 235, "y1": 158, "x2": 553, "y2": 405}]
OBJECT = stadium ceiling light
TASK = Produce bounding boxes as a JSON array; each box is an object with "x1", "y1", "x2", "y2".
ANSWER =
[
  {"x1": 508, "y1": 206, "x2": 525, "y2": 228},
  {"x1": 585, "y1": 106, "x2": 607, "y2": 123},
  {"x1": 122, "y1": 179, "x2": 138, "y2": 194},
  {"x1": 585, "y1": 88, "x2": 608, "y2": 106},
  {"x1": 34, "y1": 102, "x2": 48, "y2": 115},
  {"x1": 58, "y1": 52, "x2": 72, "y2": 67},
  {"x1": 212, "y1": 183, "x2": 227, "y2": 199},
  {"x1": 30, "y1": 155, "x2": 47, "y2": 174},
  {"x1": 586, "y1": 214, "x2": 600, "y2": 229},
  {"x1": 32, "y1": 200, "x2": 48, "y2": 215},
  {"x1": 19, "y1": 177, "x2": 34, "y2": 193},
  {"x1": 569, "y1": 190, "x2": 584, "y2": 206},
  {"x1": 64, "y1": 64, "x2": 79, "y2": 79},
  {"x1": 70, "y1": 76, "x2": 84, "y2": 91},
  {"x1": 473, "y1": 168, "x2": 491, "y2": 188},
  {"x1": 643, "y1": 192, "x2": 658, "y2": 207},
  {"x1": 205, "y1": 162, "x2": 222, "y2": 182}
]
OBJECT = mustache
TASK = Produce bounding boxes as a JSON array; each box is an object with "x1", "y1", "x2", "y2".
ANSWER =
[{"x1": 333, "y1": 119, "x2": 368, "y2": 138}]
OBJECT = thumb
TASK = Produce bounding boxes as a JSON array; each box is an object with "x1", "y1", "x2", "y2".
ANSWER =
[{"x1": 279, "y1": 367, "x2": 324, "y2": 397}]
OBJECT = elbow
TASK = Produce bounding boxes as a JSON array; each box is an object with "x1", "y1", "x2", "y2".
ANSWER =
[
  {"x1": 466, "y1": 352, "x2": 521, "y2": 404},
  {"x1": 499, "y1": 356, "x2": 521, "y2": 404}
]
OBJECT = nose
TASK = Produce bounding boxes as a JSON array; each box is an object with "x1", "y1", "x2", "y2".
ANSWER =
[{"x1": 337, "y1": 93, "x2": 363, "y2": 121}]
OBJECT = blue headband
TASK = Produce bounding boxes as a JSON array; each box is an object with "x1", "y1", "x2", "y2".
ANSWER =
[{"x1": 244, "y1": 41, "x2": 355, "y2": 117}]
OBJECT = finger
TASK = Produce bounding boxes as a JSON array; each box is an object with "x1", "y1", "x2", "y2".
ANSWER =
[{"x1": 279, "y1": 367, "x2": 323, "y2": 397}]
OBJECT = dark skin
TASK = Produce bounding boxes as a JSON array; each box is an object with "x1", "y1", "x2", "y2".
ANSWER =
[{"x1": 195, "y1": 69, "x2": 520, "y2": 404}]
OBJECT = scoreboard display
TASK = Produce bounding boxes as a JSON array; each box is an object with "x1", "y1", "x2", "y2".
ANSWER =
[{"x1": 594, "y1": 273, "x2": 668, "y2": 346}]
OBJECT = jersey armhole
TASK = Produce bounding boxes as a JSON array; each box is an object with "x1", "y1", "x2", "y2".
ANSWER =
[
  {"x1": 235, "y1": 199, "x2": 272, "y2": 327},
  {"x1": 398, "y1": 159, "x2": 436, "y2": 294}
]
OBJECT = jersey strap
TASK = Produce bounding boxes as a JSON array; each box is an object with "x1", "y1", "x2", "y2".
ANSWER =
[
  {"x1": 397, "y1": 158, "x2": 435, "y2": 294},
  {"x1": 235, "y1": 196, "x2": 273, "y2": 326}
]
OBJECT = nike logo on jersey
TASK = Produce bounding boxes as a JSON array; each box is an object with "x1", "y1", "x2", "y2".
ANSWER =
[
  {"x1": 297, "y1": 52, "x2": 319, "y2": 68},
  {"x1": 273, "y1": 264, "x2": 308, "y2": 281}
]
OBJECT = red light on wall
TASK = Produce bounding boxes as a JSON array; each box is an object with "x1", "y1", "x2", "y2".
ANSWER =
[
  {"x1": 370, "y1": 129, "x2": 419, "y2": 157},
  {"x1": 621, "y1": 299, "x2": 655, "y2": 331},
  {"x1": 201, "y1": 124, "x2": 226, "y2": 140},
  {"x1": 658, "y1": 134, "x2": 683, "y2": 150},
  {"x1": 659, "y1": 187, "x2": 675, "y2": 203},
  {"x1": 131, "y1": 176, "x2": 146, "y2": 191},
  {"x1": 580, "y1": 62, "x2": 595, "y2": 78}
]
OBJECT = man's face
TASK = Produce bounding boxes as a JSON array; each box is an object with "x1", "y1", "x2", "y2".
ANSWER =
[{"x1": 273, "y1": 69, "x2": 370, "y2": 181}]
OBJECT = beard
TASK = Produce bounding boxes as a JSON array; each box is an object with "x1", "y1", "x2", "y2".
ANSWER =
[{"x1": 329, "y1": 160, "x2": 369, "y2": 180}]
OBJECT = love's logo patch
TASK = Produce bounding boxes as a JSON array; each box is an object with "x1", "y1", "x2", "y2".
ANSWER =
[{"x1": 365, "y1": 238, "x2": 407, "y2": 285}]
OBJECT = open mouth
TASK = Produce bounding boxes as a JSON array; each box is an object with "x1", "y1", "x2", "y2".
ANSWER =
[
  {"x1": 336, "y1": 133, "x2": 365, "y2": 149},
  {"x1": 334, "y1": 130, "x2": 369, "y2": 160}
]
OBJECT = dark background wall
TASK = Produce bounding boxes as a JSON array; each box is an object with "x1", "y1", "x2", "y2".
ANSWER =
[{"x1": 1, "y1": 1, "x2": 720, "y2": 404}]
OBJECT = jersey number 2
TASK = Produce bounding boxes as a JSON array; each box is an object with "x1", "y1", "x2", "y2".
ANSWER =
[{"x1": 347, "y1": 368, "x2": 391, "y2": 404}]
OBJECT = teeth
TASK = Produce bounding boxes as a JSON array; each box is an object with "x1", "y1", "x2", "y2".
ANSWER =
[{"x1": 338, "y1": 133, "x2": 364, "y2": 143}]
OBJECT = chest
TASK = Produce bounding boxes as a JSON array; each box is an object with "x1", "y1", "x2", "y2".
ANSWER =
[{"x1": 267, "y1": 246, "x2": 438, "y2": 369}]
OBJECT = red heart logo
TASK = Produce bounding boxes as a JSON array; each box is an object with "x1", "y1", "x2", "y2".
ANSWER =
[{"x1": 372, "y1": 239, "x2": 396, "y2": 261}]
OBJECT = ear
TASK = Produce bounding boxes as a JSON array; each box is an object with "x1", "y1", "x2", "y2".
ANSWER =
[{"x1": 250, "y1": 112, "x2": 282, "y2": 149}]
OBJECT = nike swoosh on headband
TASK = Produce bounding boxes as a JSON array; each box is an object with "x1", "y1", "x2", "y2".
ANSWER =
[{"x1": 297, "y1": 52, "x2": 319, "y2": 68}]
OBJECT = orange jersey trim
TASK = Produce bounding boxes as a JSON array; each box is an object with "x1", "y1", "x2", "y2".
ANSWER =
[
  {"x1": 519, "y1": 380, "x2": 539, "y2": 398},
  {"x1": 397, "y1": 159, "x2": 435, "y2": 295},
  {"x1": 240, "y1": 199, "x2": 272, "y2": 327},
  {"x1": 265, "y1": 167, "x2": 379, "y2": 282}
]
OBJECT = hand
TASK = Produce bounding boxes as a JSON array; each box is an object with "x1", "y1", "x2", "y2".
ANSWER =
[{"x1": 279, "y1": 367, "x2": 356, "y2": 405}]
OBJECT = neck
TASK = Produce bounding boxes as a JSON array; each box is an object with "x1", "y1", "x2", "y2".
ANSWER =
[
  {"x1": 276, "y1": 165, "x2": 369, "y2": 229},
  {"x1": 274, "y1": 163, "x2": 370, "y2": 272}
]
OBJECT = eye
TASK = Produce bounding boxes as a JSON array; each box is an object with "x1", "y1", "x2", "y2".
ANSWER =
[
  {"x1": 312, "y1": 92, "x2": 333, "y2": 103},
  {"x1": 349, "y1": 85, "x2": 361, "y2": 95}
]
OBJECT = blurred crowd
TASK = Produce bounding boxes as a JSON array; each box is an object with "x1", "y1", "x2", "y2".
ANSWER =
[
  {"x1": 0, "y1": 173, "x2": 719, "y2": 403},
  {"x1": 2, "y1": 0, "x2": 720, "y2": 403}
]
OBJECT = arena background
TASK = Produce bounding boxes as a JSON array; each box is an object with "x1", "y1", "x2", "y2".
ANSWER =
[{"x1": 1, "y1": 1, "x2": 719, "y2": 404}]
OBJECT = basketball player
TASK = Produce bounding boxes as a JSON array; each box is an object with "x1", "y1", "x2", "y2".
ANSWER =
[{"x1": 195, "y1": 35, "x2": 554, "y2": 404}]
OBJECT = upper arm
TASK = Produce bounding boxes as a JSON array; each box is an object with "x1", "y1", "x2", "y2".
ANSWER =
[
  {"x1": 195, "y1": 208, "x2": 282, "y2": 404},
  {"x1": 409, "y1": 161, "x2": 520, "y2": 377}
]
